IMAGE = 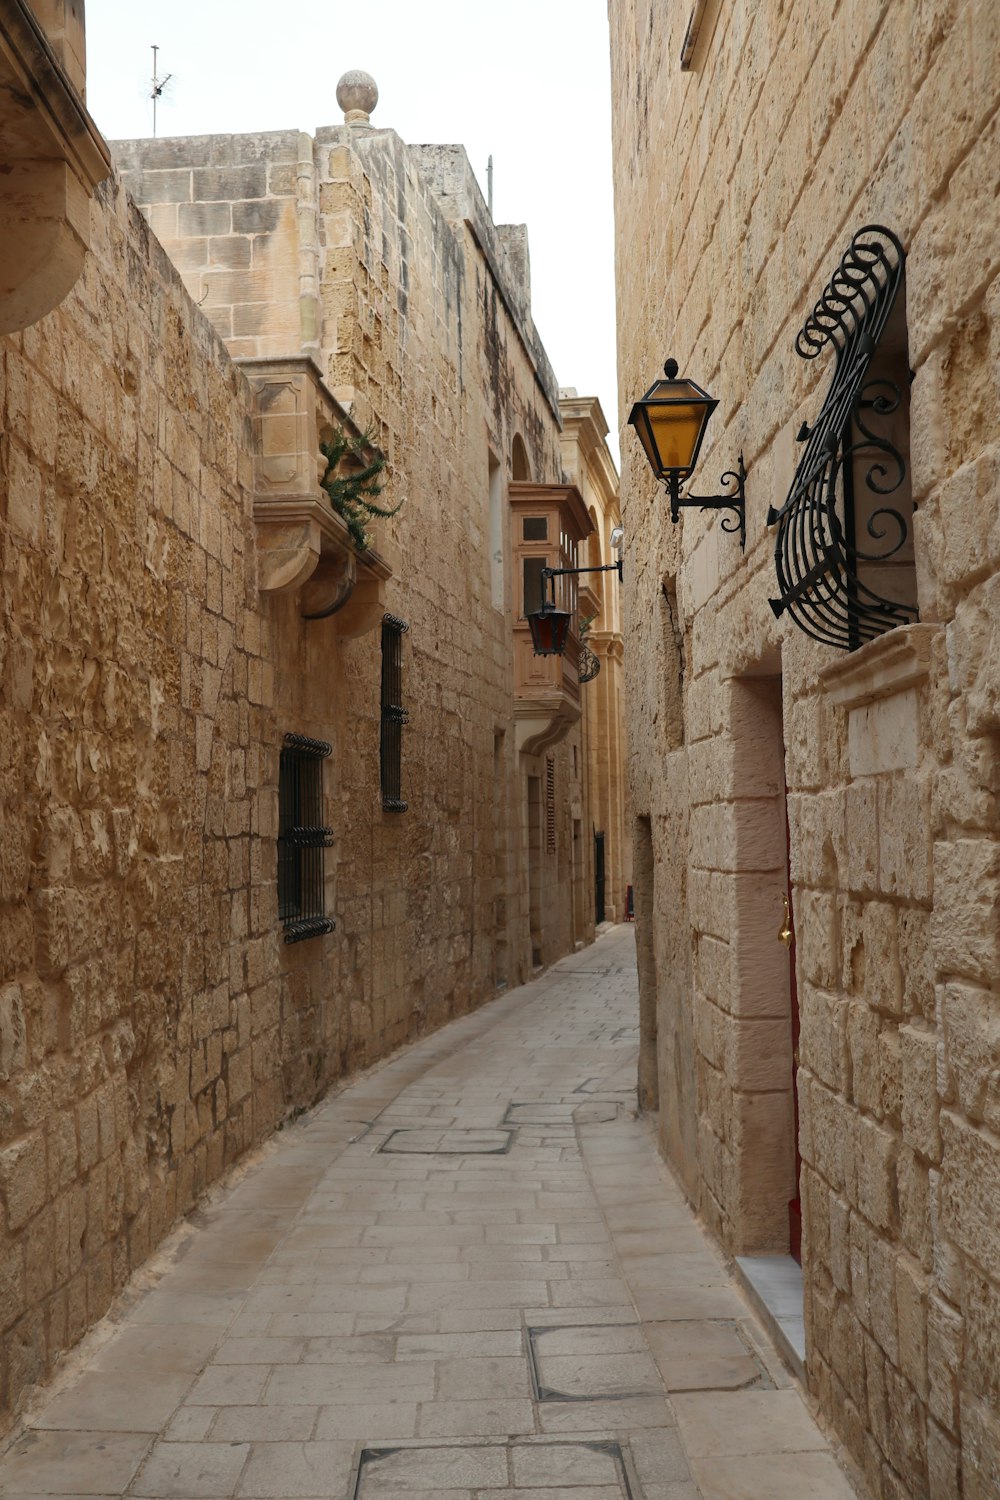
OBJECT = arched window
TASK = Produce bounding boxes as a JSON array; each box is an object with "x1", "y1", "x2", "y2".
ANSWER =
[{"x1": 511, "y1": 434, "x2": 531, "y2": 481}]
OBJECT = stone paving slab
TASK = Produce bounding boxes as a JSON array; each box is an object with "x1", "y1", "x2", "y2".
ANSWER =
[{"x1": 0, "y1": 928, "x2": 864, "y2": 1500}]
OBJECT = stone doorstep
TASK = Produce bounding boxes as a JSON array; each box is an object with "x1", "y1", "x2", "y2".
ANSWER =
[{"x1": 734, "y1": 1254, "x2": 806, "y2": 1386}]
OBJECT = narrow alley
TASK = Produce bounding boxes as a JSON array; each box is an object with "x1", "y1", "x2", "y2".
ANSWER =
[{"x1": 0, "y1": 928, "x2": 856, "y2": 1500}]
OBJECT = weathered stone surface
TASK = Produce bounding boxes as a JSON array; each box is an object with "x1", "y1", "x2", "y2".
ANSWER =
[
  {"x1": 611, "y1": 0, "x2": 1000, "y2": 1490},
  {"x1": 0, "y1": 95, "x2": 623, "y2": 1433}
]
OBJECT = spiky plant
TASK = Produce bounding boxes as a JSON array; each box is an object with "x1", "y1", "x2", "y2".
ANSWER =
[{"x1": 319, "y1": 430, "x2": 399, "y2": 551}]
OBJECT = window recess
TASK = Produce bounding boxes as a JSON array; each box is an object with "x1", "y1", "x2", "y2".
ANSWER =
[
  {"x1": 278, "y1": 732, "x2": 335, "y2": 943},
  {"x1": 768, "y1": 225, "x2": 916, "y2": 652},
  {"x1": 381, "y1": 614, "x2": 409, "y2": 812}
]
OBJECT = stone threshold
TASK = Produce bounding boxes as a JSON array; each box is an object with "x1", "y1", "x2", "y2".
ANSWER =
[{"x1": 735, "y1": 1254, "x2": 806, "y2": 1385}]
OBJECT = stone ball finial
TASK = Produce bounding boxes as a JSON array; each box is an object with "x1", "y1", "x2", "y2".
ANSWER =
[{"x1": 337, "y1": 70, "x2": 378, "y2": 125}]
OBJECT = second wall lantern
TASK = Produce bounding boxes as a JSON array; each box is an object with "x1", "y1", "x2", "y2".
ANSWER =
[
  {"x1": 527, "y1": 528, "x2": 624, "y2": 657},
  {"x1": 629, "y1": 358, "x2": 746, "y2": 550}
]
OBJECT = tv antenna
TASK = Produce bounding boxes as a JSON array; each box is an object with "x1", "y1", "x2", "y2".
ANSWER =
[{"x1": 150, "y1": 45, "x2": 172, "y2": 137}]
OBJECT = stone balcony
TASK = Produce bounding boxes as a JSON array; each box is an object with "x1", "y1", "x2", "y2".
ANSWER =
[
  {"x1": 241, "y1": 356, "x2": 393, "y2": 633},
  {"x1": 0, "y1": 0, "x2": 112, "y2": 333}
]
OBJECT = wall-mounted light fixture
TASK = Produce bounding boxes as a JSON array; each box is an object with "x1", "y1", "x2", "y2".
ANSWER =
[
  {"x1": 527, "y1": 530, "x2": 623, "y2": 657},
  {"x1": 628, "y1": 358, "x2": 746, "y2": 550}
]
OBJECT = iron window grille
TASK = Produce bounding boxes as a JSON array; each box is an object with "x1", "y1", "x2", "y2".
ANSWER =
[
  {"x1": 768, "y1": 225, "x2": 917, "y2": 651},
  {"x1": 545, "y1": 756, "x2": 556, "y2": 854},
  {"x1": 380, "y1": 614, "x2": 409, "y2": 813},
  {"x1": 277, "y1": 732, "x2": 335, "y2": 944}
]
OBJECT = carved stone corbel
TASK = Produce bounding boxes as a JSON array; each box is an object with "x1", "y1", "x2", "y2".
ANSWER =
[{"x1": 241, "y1": 356, "x2": 393, "y2": 630}]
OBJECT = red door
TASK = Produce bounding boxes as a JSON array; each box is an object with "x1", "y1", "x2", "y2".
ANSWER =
[{"x1": 784, "y1": 808, "x2": 801, "y2": 1263}]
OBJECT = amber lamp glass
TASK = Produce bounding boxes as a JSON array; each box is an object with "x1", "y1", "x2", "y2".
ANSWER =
[
  {"x1": 628, "y1": 358, "x2": 719, "y2": 481},
  {"x1": 527, "y1": 603, "x2": 572, "y2": 657}
]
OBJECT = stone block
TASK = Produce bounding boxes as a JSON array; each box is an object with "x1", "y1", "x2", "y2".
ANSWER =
[
  {"x1": 878, "y1": 1024, "x2": 902, "y2": 1124},
  {"x1": 803, "y1": 1077, "x2": 848, "y2": 1193},
  {"x1": 830, "y1": 1298, "x2": 867, "y2": 1398},
  {"x1": 844, "y1": 779, "x2": 879, "y2": 895},
  {"x1": 862, "y1": 901, "x2": 902, "y2": 1015},
  {"x1": 939, "y1": 1111, "x2": 1000, "y2": 1283},
  {"x1": 828, "y1": 1190, "x2": 852, "y2": 1293},
  {"x1": 193, "y1": 165, "x2": 267, "y2": 202},
  {"x1": 898, "y1": 905, "x2": 935, "y2": 1023},
  {"x1": 897, "y1": 1145, "x2": 933, "y2": 1274},
  {"x1": 177, "y1": 201, "x2": 233, "y2": 237},
  {"x1": 129, "y1": 167, "x2": 193, "y2": 204},
  {"x1": 851, "y1": 1114, "x2": 897, "y2": 1233},
  {"x1": 797, "y1": 888, "x2": 839, "y2": 988},
  {"x1": 927, "y1": 1417, "x2": 962, "y2": 1500},
  {"x1": 799, "y1": 985, "x2": 846, "y2": 1093},
  {"x1": 867, "y1": 1233, "x2": 899, "y2": 1365},
  {"x1": 0, "y1": 1133, "x2": 46, "y2": 1231},
  {"x1": 232, "y1": 198, "x2": 289, "y2": 236},
  {"x1": 963, "y1": 1391, "x2": 1000, "y2": 1500},
  {"x1": 963, "y1": 1265, "x2": 1000, "y2": 1411},
  {"x1": 0, "y1": 1242, "x2": 25, "y2": 1334},
  {"x1": 847, "y1": 689, "x2": 921, "y2": 776},
  {"x1": 847, "y1": 1001, "x2": 882, "y2": 1116},
  {"x1": 932, "y1": 839, "x2": 1000, "y2": 986},
  {"x1": 0, "y1": 984, "x2": 27, "y2": 1081},
  {"x1": 849, "y1": 1212, "x2": 872, "y2": 1330},
  {"x1": 896, "y1": 1254, "x2": 929, "y2": 1401},
  {"x1": 937, "y1": 981, "x2": 998, "y2": 1127},
  {"x1": 900, "y1": 1023, "x2": 941, "y2": 1161},
  {"x1": 877, "y1": 776, "x2": 932, "y2": 902}
]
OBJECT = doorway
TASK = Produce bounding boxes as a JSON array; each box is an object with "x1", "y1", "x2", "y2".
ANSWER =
[
  {"x1": 725, "y1": 673, "x2": 798, "y2": 1253},
  {"x1": 527, "y1": 774, "x2": 542, "y2": 968}
]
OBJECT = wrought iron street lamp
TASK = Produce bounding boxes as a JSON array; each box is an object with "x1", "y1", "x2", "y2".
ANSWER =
[
  {"x1": 628, "y1": 358, "x2": 746, "y2": 549},
  {"x1": 527, "y1": 533, "x2": 624, "y2": 657}
]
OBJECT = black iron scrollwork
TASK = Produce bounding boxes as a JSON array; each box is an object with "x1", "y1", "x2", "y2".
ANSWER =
[
  {"x1": 579, "y1": 644, "x2": 601, "y2": 684},
  {"x1": 768, "y1": 225, "x2": 918, "y2": 650}
]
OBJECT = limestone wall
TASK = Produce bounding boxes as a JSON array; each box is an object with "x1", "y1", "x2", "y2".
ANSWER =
[
  {"x1": 0, "y1": 177, "x2": 262, "y2": 1420},
  {"x1": 610, "y1": 1, "x2": 1000, "y2": 1495},
  {"x1": 0, "y1": 114, "x2": 593, "y2": 1429}
]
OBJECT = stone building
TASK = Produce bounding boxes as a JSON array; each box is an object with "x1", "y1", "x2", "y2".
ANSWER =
[
  {"x1": 0, "y1": 11, "x2": 625, "y2": 1431},
  {"x1": 610, "y1": 2, "x2": 1000, "y2": 1497},
  {"x1": 559, "y1": 390, "x2": 630, "y2": 925}
]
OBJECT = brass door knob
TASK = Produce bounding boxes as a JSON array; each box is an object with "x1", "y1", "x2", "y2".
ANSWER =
[{"x1": 778, "y1": 894, "x2": 793, "y2": 948}]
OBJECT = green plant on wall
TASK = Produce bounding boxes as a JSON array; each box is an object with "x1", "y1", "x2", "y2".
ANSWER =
[{"x1": 319, "y1": 430, "x2": 400, "y2": 551}]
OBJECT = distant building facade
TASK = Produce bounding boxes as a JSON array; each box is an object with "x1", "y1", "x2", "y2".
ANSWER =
[
  {"x1": 559, "y1": 392, "x2": 630, "y2": 927},
  {"x1": 0, "y1": 27, "x2": 625, "y2": 1430},
  {"x1": 611, "y1": 2, "x2": 1000, "y2": 1497}
]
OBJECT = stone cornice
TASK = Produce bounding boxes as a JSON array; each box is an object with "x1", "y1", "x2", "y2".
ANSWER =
[
  {"x1": 0, "y1": 1, "x2": 111, "y2": 186},
  {"x1": 819, "y1": 622, "x2": 941, "y2": 708}
]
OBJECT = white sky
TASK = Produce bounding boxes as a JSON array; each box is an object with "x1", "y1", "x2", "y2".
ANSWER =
[{"x1": 85, "y1": 0, "x2": 621, "y2": 466}]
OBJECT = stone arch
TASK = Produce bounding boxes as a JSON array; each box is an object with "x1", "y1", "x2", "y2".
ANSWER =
[{"x1": 511, "y1": 433, "x2": 531, "y2": 481}]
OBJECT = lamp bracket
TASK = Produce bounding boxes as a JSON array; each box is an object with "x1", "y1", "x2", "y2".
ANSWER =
[
  {"x1": 539, "y1": 559, "x2": 623, "y2": 604},
  {"x1": 666, "y1": 451, "x2": 746, "y2": 551}
]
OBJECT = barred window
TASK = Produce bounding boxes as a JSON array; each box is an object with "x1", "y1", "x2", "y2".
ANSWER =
[
  {"x1": 278, "y1": 733, "x2": 335, "y2": 944},
  {"x1": 381, "y1": 614, "x2": 409, "y2": 812},
  {"x1": 545, "y1": 755, "x2": 556, "y2": 854}
]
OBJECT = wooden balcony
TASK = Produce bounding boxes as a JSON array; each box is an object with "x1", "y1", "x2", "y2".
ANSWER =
[{"x1": 509, "y1": 481, "x2": 594, "y2": 756}]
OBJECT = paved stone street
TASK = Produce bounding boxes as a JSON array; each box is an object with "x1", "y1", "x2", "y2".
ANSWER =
[{"x1": 0, "y1": 928, "x2": 858, "y2": 1500}]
